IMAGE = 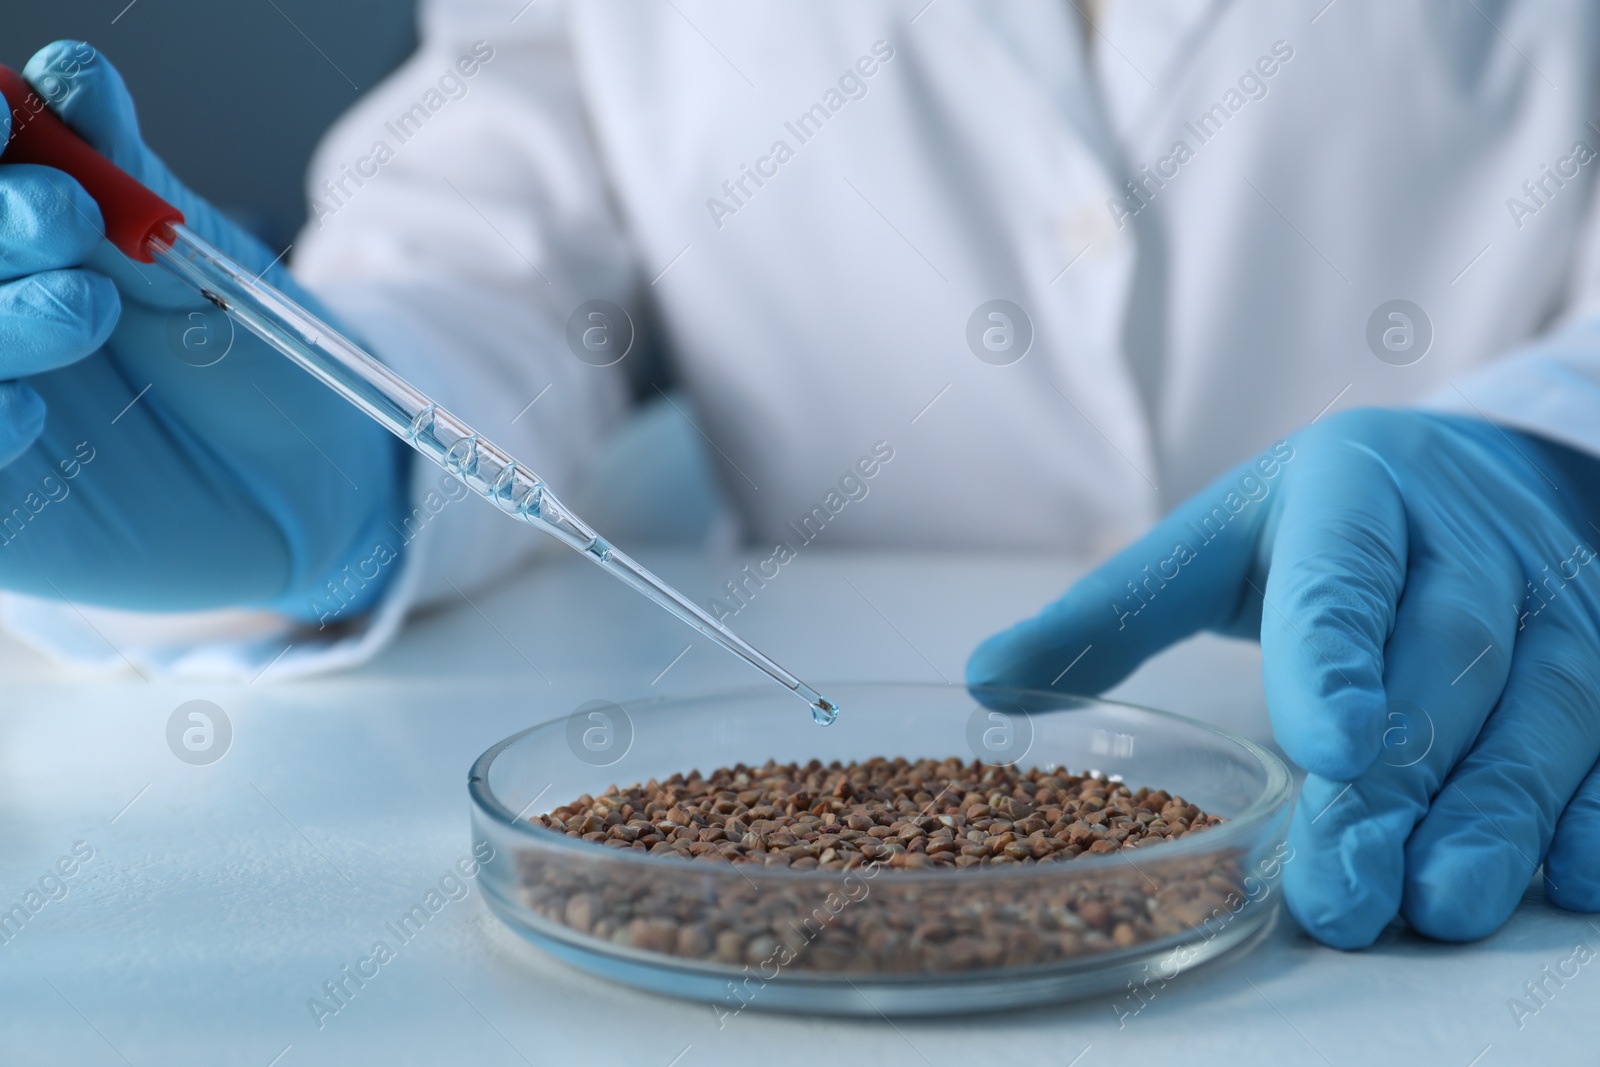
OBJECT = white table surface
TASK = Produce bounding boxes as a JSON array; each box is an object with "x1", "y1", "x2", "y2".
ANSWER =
[{"x1": 0, "y1": 549, "x2": 1592, "y2": 1066}]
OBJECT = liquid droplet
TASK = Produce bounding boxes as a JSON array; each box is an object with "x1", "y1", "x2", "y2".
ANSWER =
[{"x1": 810, "y1": 698, "x2": 839, "y2": 727}]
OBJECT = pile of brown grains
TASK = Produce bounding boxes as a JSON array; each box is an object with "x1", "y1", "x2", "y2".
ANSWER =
[
  {"x1": 517, "y1": 757, "x2": 1251, "y2": 973},
  {"x1": 532, "y1": 756, "x2": 1224, "y2": 871}
]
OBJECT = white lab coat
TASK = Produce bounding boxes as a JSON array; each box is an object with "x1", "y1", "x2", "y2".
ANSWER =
[{"x1": 11, "y1": 0, "x2": 1600, "y2": 676}]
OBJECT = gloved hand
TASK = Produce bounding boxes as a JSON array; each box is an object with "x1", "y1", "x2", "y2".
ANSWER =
[
  {"x1": 0, "y1": 41, "x2": 406, "y2": 620},
  {"x1": 967, "y1": 406, "x2": 1600, "y2": 947}
]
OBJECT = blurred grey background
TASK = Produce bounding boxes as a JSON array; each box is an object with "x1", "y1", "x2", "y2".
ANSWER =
[{"x1": 3, "y1": 0, "x2": 420, "y2": 250}]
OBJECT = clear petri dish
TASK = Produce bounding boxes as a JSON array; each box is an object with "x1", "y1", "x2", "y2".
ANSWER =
[{"x1": 468, "y1": 682, "x2": 1292, "y2": 1016}]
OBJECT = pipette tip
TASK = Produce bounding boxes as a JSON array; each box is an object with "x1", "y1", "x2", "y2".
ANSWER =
[{"x1": 810, "y1": 698, "x2": 840, "y2": 727}]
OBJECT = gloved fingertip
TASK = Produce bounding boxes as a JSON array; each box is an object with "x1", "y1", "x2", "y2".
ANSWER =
[
  {"x1": 1282, "y1": 738, "x2": 1380, "y2": 785},
  {"x1": 1543, "y1": 864, "x2": 1600, "y2": 914},
  {"x1": 21, "y1": 41, "x2": 145, "y2": 170},
  {"x1": 1402, "y1": 835, "x2": 1526, "y2": 941},
  {"x1": 53, "y1": 168, "x2": 107, "y2": 240},
  {"x1": 964, "y1": 622, "x2": 1036, "y2": 689},
  {"x1": 73, "y1": 269, "x2": 124, "y2": 352},
  {"x1": 1267, "y1": 681, "x2": 1384, "y2": 782},
  {"x1": 19, "y1": 39, "x2": 92, "y2": 92},
  {"x1": 1283, "y1": 813, "x2": 1402, "y2": 950},
  {"x1": 0, "y1": 382, "x2": 47, "y2": 467},
  {"x1": 1544, "y1": 794, "x2": 1600, "y2": 913},
  {"x1": 964, "y1": 614, "x2": 1122, "y2": 698},
  {"x1": 0, "y1": 167, "x2": 106, "y2": 274}
]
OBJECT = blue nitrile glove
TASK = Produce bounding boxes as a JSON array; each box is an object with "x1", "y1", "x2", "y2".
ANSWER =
[
  {"x1": 0, "y1": 41, "x2": 407, "y2": 621},
  {"x1": 967, "y1": 406, "x2": 1600, "y2": 947}
]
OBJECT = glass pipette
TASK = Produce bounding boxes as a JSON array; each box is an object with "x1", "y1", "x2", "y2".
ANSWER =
[{"x1": 0, "y1": 67, "x2": 839, "y2": 726}]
